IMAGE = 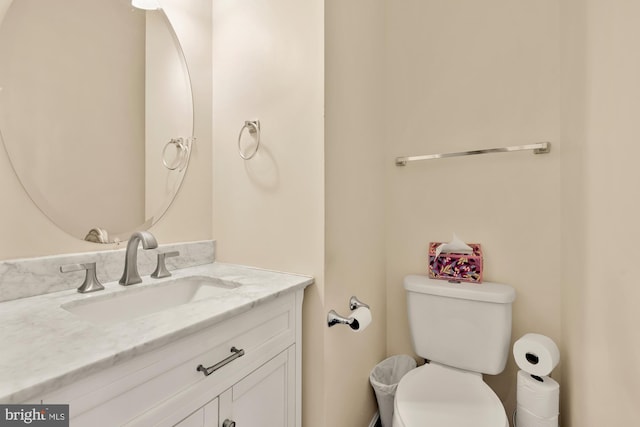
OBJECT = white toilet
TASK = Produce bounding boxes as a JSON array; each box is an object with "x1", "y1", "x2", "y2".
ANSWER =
[{"x1": 393, "y1": 275, "x2": 516, "y2": 427}]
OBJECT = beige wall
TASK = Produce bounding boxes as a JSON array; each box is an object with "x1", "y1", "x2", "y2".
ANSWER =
[
  {"x1": 0, "y1": 0, "x2": 212, "y2": 259},
  {"x1": 210, "y1": 0, "x2": 325, "y2": 426},
  {"x1": 561, "y1": 0, "x2": 640, "y2": 425},
  {"x1": 383, "y1": 0, "x2": 563, "y2": 422},
  {"x1": 212, "y1": 1, "x2": 389, "y2": 425},
  {"x1": 559, "y1": 0, "x2": 586, "y2": 425},
  {"x1": 325, "y1": 0, "x2": 387, "y2": 425}
]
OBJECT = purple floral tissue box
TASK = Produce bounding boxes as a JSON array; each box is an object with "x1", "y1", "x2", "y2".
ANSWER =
[{"x1": 428, "y1": 242, "x2": 483, "y2": 283}]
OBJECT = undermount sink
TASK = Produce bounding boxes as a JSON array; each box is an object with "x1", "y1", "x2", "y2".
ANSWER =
[{"x1": 62, "y1": 276, "x2": 240, "y2": 324}]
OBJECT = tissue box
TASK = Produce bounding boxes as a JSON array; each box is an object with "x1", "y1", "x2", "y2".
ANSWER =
[{"x1": 428, "y1": 242, "x2": 483, "y2": 283}]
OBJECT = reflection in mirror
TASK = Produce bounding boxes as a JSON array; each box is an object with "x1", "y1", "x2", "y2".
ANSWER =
[{"x1": 0, "y1": 0, "x2": 193, "y2": 243}]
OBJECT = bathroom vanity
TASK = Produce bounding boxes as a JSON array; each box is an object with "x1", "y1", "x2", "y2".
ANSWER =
[{"x1": 0, "y1": 244, "x2": 312, "y2": 427}]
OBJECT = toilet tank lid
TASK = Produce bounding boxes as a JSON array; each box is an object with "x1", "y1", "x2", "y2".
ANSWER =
[{"x1": 404, "y1": 275, "x2": 516, "y2": 304}]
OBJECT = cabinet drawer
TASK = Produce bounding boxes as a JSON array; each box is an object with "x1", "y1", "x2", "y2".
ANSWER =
[{"x1": 39, "y1": 293, "x2": 296, "y2": 426}]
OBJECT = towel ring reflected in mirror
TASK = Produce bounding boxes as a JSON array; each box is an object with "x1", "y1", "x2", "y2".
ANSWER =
[{"x1": 162, "y1": 137, "x2": 191, "y2": 171}]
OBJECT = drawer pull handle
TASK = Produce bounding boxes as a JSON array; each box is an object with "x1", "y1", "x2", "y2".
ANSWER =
[
  {"x1": 196, "y1": 346, "x2": 245, "y2": 377},
  {"x1": 223, "y1": 420, "x2": 236, "y2": 427}
]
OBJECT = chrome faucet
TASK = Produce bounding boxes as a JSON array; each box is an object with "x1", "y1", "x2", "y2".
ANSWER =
[{"x1": 119, "y1": 231, "x2": 158, "y2": 286}]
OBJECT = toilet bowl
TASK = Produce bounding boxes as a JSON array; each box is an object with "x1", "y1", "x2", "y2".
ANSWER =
[{"x1": 392, "y1": 363, "x2": 508, "y2": 427}]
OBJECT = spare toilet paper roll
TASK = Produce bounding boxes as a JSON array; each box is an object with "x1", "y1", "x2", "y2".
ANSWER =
[
  {"x1": 517, "y1": 370, "x2": 559, "y2": 418},
  {"x1": 516, "y1": 405, "x2": 558, "y2": 427},
  {"x1": 350, "y1": 306, "x2": 372, "y2": 332},
  {"x1": 513, "y1": 333, "x2": 560, "y2": 376}
]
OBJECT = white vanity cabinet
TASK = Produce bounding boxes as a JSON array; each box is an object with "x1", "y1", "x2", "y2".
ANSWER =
[{"x1": 34, "y1": 290, "x2": 303, "y2": 427}]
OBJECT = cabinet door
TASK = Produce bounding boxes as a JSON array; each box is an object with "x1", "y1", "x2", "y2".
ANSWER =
[
  {"x1": 175, "y1": 409, "x2": 204, "y2": 427},
  {"x1": 219, "y1": 347, "x2": 295, "y2": 427},
  {"x1": 174, "y1": 398, "x2": 218, "y2": 427},
  {"x1": 203, "y1": 398, "x2": 219, "y2": 427}
]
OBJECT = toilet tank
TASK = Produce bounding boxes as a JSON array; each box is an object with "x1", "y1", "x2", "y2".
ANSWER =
[{"x1": 404, "y1": 275, "x2": 516, "y2": 375}]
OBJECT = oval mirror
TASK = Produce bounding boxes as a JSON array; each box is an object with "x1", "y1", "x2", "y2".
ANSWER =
[{"x1": 0, "y1": 0, "x2": 194, "y2": 243}]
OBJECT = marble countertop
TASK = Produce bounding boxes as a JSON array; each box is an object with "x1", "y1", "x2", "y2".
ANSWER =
[{"x1": 0, "y1": 262, "x2": 313, "y2": 404}]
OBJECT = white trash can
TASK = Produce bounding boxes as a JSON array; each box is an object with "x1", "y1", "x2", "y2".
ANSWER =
[{"x1": 369, "y1": 355, "x2": 417, "y2": 427}]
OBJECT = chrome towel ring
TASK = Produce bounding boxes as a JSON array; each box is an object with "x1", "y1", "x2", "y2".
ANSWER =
[
  {"x1": 238, "y1": 120, "x2": 261, "y2": 160},
  {"x1": 162, "y1": 137, "x2": 190, "y2": 171}
]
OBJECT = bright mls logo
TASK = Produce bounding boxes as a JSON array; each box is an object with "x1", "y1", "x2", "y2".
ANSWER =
[{"x1": 0, "y1": 405, "x2": 68, "y2": 426}]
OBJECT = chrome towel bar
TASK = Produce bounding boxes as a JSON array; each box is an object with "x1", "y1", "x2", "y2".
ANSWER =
[{"x1": 395, "y1": 142, "x2": 551, "y2": 166}]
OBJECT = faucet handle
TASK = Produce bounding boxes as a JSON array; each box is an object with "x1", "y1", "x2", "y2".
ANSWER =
[
  {"x1": 60, "y1": 262, "x2": 104, "y2": 294},
  {"x1": 151, "y1": 251, "x2": 180, "y2": 279}
]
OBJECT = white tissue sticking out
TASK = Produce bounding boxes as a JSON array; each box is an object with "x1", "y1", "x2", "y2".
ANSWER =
[{"x1": 434, "y1": 233, "x2": 474, "y2": 260}]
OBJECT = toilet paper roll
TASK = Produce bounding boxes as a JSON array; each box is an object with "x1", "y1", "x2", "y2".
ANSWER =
[
  {"x1": 517, "y1": 370, "x2": 559, "y2": 418},
  {"x1": 516, "y1": 405, "x2": 558, "y2": 427},
  {"x1": 351, "y1": 306, "x2": 372, "y2": 332},
  {"x1": 513, "y1": 333, "x2": 560, "y2": 376}
]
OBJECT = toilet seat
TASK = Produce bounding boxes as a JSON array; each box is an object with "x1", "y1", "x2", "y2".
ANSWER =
[{"x1": 393, "y1": 363, "x2": 508, "y2": 427}]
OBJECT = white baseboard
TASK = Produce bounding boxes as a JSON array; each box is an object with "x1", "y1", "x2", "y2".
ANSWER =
[{"x1": 368, "y1": 411, "x2": 380, "y2": 427}]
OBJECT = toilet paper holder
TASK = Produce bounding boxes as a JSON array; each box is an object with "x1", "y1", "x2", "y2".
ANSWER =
[{"x1": 327, "y1": 296, "x2": 370, "y2": 330}]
